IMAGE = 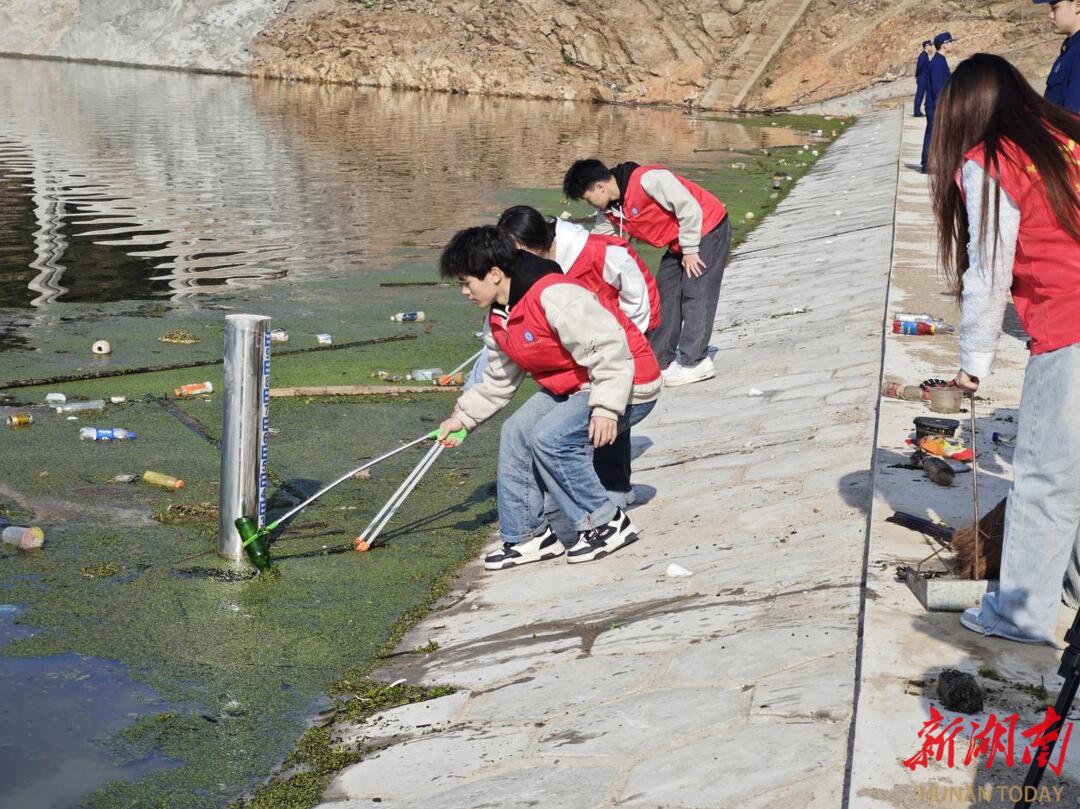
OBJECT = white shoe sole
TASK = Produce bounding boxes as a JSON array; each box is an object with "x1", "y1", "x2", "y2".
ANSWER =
[
  {"x1": 484, "y1": 545, "x2": 564, "y2": 570},
  {"x1": 959, "y1": 607, "x2": 1055, "y2": 646},
  {"x1": 663, "y1": 369, "x2": 715, "y2": 388}
]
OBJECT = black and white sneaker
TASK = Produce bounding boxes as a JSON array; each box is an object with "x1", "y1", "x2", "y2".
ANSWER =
[
  {"x1": 566, "y1": 509, "x2": 639, "y2": 564},
  {"x1": 483, "y1": 527, "x2": 564, "y2": 570}
]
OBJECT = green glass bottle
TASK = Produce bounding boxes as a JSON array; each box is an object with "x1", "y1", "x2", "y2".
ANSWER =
[{"x1": 235, "y1": 516, "x2": 272, "y2": 571}]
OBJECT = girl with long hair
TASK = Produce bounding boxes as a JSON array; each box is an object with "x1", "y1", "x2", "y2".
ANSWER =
[{"x1": 929, "y1": 52, "x2": 1080, "y2": 644}]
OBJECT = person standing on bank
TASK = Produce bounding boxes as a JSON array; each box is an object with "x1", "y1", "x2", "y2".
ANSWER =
[
  {"x1": 496, "y1": 205, "x2": 661, "y2": 510},
  {"x1": 927, "y1": 53, "x2": 1080, "y2": 645},
  {"x1": 562, "y1": 159, "x2": 731, "y2": 388},
  {"x1": 437, "y1": 227, "x2": 662, "y2": 569},
  {"x1": 921, "y1": 31, "x2": 957, "y2": 173},
  {"x1": 1036, "y1": 0, "x2": 1080, "y2": 112},
  {"x1": 915, "y1": 40, "x2": 934, "y2": 117}
]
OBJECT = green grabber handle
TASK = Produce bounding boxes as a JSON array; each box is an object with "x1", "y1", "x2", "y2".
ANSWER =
[{"x1": 240, "y1": 429, "x2": 467, "y2": 546}]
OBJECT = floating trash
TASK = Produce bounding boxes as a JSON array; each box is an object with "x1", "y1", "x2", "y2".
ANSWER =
[
  {"x1": 55, "y1": 400, "x2": 105, "y2": 414},
  {"x1": 410, "y1": 368, "x2": 443, "y2": 382},
  {"x1": 159, "y1": 329, "x2": 199, "y2": 344},
  {"x1": 143, "y1": 471, "x2": 185, "y2": 490},
  {"x1": 2, "y1": 525, "x2": 44, "y2": 549},
  {"x1": 390, "y1": 311, "x2": 425, "y2": 323},
  {"x1": 45, "y1": 392, "x2": 66, "y2": 405},
  {"x1": 269, "y1": 329, "x2": 289, "y2": 343},
  {"x1": 91, "y1": 340, "x2": 112, "y2": 355},
  {"x1": 113, "y1": 474, "x2": 139, "y2": 483},
  {"x1": 80, "y1": 427, "x2": 137, "y2": 441},
  {"x1": 6, "y1": 413, "x2": 32, "y2": 427},
  {"x1": 174, "y1": 381, "x2": 214, "y2": 397},
  {"x1": 315, "y1": 333, "x2": 333, "y2": 345}
]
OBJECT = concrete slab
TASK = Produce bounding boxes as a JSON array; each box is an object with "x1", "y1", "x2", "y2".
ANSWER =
[{"x1": 317, "y1": 110, "x2": 905, "y2": 809}]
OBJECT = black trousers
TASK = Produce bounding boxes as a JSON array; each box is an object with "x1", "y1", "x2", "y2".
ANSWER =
[{"x1": 594, "y1": 429, "x2": 632, "y2": 493}]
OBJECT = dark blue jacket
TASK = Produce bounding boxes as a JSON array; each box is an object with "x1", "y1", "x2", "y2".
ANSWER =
[
  {"x1": 926, "y1": 52, "x2": 951, "y2": 111},
  {"x1": 1046, "y1": 31, "x2": 1080, "y2": 113},
  {"x1": 916, "y1": 51, "x2": 930, "y2": 80}
]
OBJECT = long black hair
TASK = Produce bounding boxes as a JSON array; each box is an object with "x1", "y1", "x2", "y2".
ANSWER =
[
  {"x1": 929, "y1": 53, "x2": 1080, "y2": 294},
  {"x1": 496, "y1": 205, "x2": 556, "y2": 252}
]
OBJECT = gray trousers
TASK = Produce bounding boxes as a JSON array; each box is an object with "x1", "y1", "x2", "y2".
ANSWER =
[
  {"x1": 975, "y1": 342, "x2": 1080, "y2": 643},
  {"x1": 648, "y1": 217, "x2": 732, "y2": 368}
]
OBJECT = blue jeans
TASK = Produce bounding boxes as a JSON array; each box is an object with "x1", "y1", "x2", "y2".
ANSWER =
[
  {"x1": 974, "y1": 343, "x2": 1080, "y2": 643},
  {"x1": 497, "y1": 389, "x2": 656, "y2": 543}
]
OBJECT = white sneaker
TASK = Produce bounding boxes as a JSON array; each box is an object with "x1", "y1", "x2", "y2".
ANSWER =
[
  {"x1": 484, "y1": 527, "x2": 564, "y2": 570},
  {"x1": 662, "y1": 356, "x2": 715, "y2": 387}
]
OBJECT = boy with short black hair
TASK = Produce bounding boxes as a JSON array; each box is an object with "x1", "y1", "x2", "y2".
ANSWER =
[
  {"x1": 563, "y1": 159, "x2": 731, "y2": 388},
  {"x1": 436, "y1": 226, "x2": 661, "y2": 568}
]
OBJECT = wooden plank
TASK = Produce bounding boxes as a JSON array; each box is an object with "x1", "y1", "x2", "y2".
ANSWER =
[{"x1": 269, "y1": 384, "x2": 460, "y2": 398}]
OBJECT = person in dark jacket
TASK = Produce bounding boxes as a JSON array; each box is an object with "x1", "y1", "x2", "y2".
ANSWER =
[
  {"x1": 1034, "y1": 0, "x2": 1080, "y2": 112},
  {"x1": 914, "y1": 40, "x2": 933, "y2": 116},
  {"x1": 921, "y1": 31, "x2": 957, "y2": 173}
]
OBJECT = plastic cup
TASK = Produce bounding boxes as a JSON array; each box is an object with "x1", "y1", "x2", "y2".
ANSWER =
[{"x1": 2, "y1": 526, "x2": 44, "y2": 549}]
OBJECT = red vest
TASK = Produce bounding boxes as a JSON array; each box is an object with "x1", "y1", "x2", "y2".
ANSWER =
[
  {"x1": 606, "y1": 165, "x2": 727, "y2": 252},
  {"x1": 965, "y1": 136, "x2": 1080, "y2": 355},
  {"x1": 489, "y1": 274, "x2": 660, "y2": 396},
  {"x1": 567, "y1": 233, "x2": 662, "y2": 331}
]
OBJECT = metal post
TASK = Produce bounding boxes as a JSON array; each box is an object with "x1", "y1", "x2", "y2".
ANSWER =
[{"x1": 219, "y1": 314, "x2": 271, "y2": 561}]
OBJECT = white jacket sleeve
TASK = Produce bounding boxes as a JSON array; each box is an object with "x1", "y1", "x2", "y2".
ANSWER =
[
  {"x1": 639, "y1": 168, "x2": 703, "y2": 253},
  {"x1": 540, "y1": 285, "x2": 634, "y2": 421},
  {"x1": 453, "y1": 329, "x2": 526, "y2": 430},
  {"x1": 958, "y1": 159, "x2": 1020, "y2": 381},
  {"x1": 601, "y1": 243, "x2": 652, "y2": 333}
]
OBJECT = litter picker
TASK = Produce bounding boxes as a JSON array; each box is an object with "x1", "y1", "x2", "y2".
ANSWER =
[
  {"x1": 234, "y1": 428, "x2": 466, "y2": 566},
  {"x1": 354, "y1": 430, "x2": 463, "y2": 551}
]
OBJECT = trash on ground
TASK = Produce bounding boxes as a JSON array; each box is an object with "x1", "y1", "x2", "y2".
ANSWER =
[
  {"x1": 929, "y1": 387, "x2": 963, "y2": 414},
  {"x1": 744, "y1": 212, "x2": 755, "y2": 220},
  {"x1": 436, "y1": 372, "x2": 465, "y2": 386},
  {"x1": 316, "y1": 333, "x2": 332, "y2": 345},
  {"x1": 916, "y1": 434, "x2": 974, "y2": 463},
  {"x1": 936, "y1": 669, "x2": 984, "y2": 714},
  {"x1": 992, "y1": 432, "x2": 1016, "y2": 446},
  {"x1": 55, "y1": 399, "x2": 106, "y2": 414},
  {"x1": 913, "y1": 416, "x2": 959, "y2": 440},
  {"x1": 174, "y1": 381, "x2": 214, "y2": 397},
  {"x1": 2, "y1": 524, "x2": 45, "y2": 549},
  {"x1": 410, "y1": 368, "x2": 443, "y2": 382},
  {"x1": 666, "y1": 563, "x2": 694, "y2": 577},
  {"x1": 269, "y1": 329, "x2": 289, "y2": 343},
  {"x1": 881, "y1": 380, "x2": 929, "y2": 401},
  {"x1": 390, "y1": 311, "x2": 425, "y2": 323},
  {"x1": 921, "y1": 456, "x2": 955, "y2": 487},
  {"x1": 109, "y1": 396, "x2": 126, "y2": 404},
  {"x1": 80, "y1": 427, "x2": 136, "y2": 441},
  {"x1": 91, "y1": 340, "x2": 111, "y2": 355},
  {"x1": 885, "y1": 511, "x2": 955, "y2": 541},
  {"x1": 891, "y1": 317, "x2": 953, "y2": 335},
  {"x1": 747, "y1": 388, "x2": 764, "y2": 397},
  {"x1": 158, "y1": 329, "x2": 200, "y2": 344},
  {"x1": 143, "y1": 470, "x2": 185, "y2": 490},
  {"x1": 113, "y1": 474, "x2": 139, "y2": 483},
  {"x1": 6, "y1": 413, "x2": 32, "y2": 427}
]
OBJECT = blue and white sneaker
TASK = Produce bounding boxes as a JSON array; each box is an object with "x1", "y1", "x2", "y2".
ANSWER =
[
  {"x1": 566, "y1": 509, "x2": 638, "y2": 564},
  {"x1": 484, "y1": 527, "x2": 563, "y2": 571}
]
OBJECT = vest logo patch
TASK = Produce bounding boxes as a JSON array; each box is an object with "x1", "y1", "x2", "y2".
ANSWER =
[
  {"x1": 523, "y1": 331, "x2": 535, "y2": 343},
  {"x1": 631, "y1": 208, "x2": 639, "y2": 215}
]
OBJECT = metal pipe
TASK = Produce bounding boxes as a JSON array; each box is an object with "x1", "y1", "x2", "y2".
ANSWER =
[{"x1": 219, "y1": 314, "x2": 272, "y2": 561}]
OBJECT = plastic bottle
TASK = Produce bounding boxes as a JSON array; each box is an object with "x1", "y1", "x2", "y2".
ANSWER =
[
  {"x1": 881, "y1": 381, "x2": 929, "y2": 401},
  {"x1": 269, "y1": 329, "x2": 289, "y2": 343},
  {"x1": 173, "y1": 381, "x2": 213, "y2": 397},
  {"x1": 409, "y1": 368, "x2": 443, "y2": 382},
  {"x1": 891, "y1": 320, "x2": 954, "y2": 335},
  {"x1": 390, "y1": 311, "x2": 425, "y2": 323},
  {"x1": 143, "y1": 471, "x2": 184, "y2": 490},
  {"x1": 79, "y1": 427, "x2": 137, "y2": 441},
  {"x1": 45, "y1": 392, "x2": 66, "y2": 405},
  {"x1": 1, "y1": 521, "x2": 45, "y2": 549},
  {"x1": 6, "y1": 413, "x2": 32, "y2": 427},
  {"x1": 55, "y1": 400, "x2": 106, "y2": 414}
]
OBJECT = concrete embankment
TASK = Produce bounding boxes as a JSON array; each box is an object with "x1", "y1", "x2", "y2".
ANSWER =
[{"x1": 313, "y1": 110, "x2": 905, "y2": 808}]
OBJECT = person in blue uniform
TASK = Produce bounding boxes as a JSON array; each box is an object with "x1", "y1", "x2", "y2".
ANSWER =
[
  {"x1": 914, "y1": 40, "x2": 933, "y2": 116},
  {"x1": 1035, "y1": 0, "x2": 1080, "y2": 112},
  {"x1": 921, "y1": 32, "x2": 957, "y2": 174}
]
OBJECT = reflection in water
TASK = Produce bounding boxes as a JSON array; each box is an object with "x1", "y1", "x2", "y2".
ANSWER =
[{"x1": 0, "y1": 57, "x2": 806, "y2": 311}]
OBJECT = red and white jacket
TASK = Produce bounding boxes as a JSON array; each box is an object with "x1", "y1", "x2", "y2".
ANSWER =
[
  {"x1": 552, "y1": 219, "x2": 661, "y2": 333},
  {"x1": 964, "y1": 135, "x2": 1080, "y2": 356},
  {"x1": 596, "y1": 163, "x2": 727, "y2": 254},
  {"x1": 455, "y1": 253, "x2": 661, "y2": 429}
]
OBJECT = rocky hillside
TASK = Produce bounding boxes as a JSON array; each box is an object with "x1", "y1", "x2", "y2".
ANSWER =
[{"x1": 0, "y1": 0, "x2": 1062, "y2": 110}]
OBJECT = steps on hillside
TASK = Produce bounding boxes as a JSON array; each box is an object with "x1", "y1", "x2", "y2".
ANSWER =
[{"x1": 700, "y1": 0, "x2": 813, "y2": 111}]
